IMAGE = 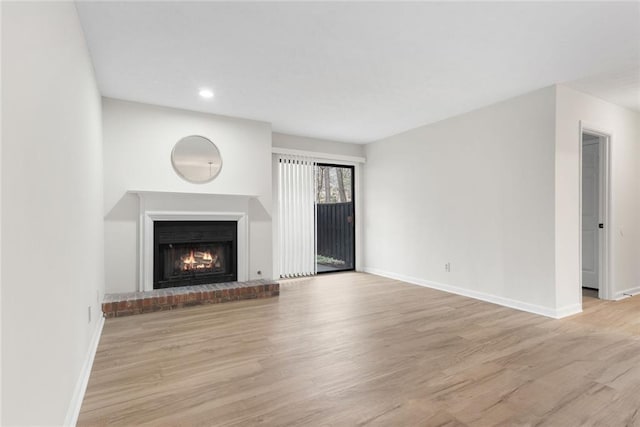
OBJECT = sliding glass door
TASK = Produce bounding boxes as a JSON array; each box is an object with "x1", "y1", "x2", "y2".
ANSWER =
[
  {"x1": 277, "y1": 157, "x2": 356, "y2": 278},
  {"x1": 315, "y1": 164, "x2": 355, "y2": 273}
]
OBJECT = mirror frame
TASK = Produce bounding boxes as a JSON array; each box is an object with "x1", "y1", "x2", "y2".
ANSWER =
[{"x1": 170, "y1": 135, "x2": 223, "y2": 184}]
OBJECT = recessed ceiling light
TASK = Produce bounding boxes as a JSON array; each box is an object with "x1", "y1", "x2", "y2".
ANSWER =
[{"x1": 199, "y1": 89, "x2": 214, "y2": 99}]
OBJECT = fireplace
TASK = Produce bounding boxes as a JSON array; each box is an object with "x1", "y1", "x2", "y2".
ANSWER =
[{"x1": 153, "y1": 221, "x2": 237, "y2": 289}]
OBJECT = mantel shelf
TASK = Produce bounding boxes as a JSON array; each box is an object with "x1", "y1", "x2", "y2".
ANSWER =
[{"x1": 127, "y1": 190, "x2": 259, "y2": 199}]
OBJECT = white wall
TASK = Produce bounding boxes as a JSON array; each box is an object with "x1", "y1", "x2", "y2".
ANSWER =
[
  {"x1": 0, "y1": 2, "x2": 3, "y2": 421},
  {"x1": 103, "y1": 98, "x2": 273, "y2": 293},
  {"x1": 273, "y1": 132, "x2": 365, "y2": 158},
  {"x1": 0, "y1": 2, "x2": 3, "y2": 422},
  {"x1": 555, "y1": 85, "x2": 640, "y2": 305},
  {"x1": 1, "y1": 2, "x2": 104, "y2": 425},
  {"x1": 364, "y1": 87, "x2": 562, "y2": 316}
]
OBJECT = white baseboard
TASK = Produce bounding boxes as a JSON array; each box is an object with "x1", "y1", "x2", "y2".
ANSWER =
[
  {"x1": 63, "y1": 315, "x2": 105, "y2": 426},
  {"x1": 614, "y1": 286, "x2": 640, "y2": 300},
  {"x1": 363, "y1": 267, "x2": 582, "y2": 319},
  {"x1": 554, "y1": 303, "x2": 583, "y2": 318}
]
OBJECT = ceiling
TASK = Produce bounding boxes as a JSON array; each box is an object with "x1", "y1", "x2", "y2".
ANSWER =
[{"x1": 75, "y1": 2, "x2": 640, "y2": 144}]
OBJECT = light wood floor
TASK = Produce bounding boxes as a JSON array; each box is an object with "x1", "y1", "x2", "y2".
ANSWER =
[{"x1": 78, "y1": 273, "x2": 640, "y2": 426}]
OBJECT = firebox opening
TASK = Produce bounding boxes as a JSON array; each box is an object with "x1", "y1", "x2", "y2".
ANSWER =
[{"x1": 153, "y1": 221, "x2": 238, "y2": 289}]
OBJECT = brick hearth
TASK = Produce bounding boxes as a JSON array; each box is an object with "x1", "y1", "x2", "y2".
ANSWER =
[{"x1": 102, "y1": 280, "x2": 279, "y2": 318}]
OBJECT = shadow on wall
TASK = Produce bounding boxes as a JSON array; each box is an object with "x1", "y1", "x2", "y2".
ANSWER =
[
  {"x1": 104, "y1": 193, "x2": 141, "y2": 294},
  {"x1": 104, "y1": 192, "x2": 272, "y2": 222},
  {"x1": 249, "y1": 197, "x2": 270, "y2": 222},
  {"x1": 105, "y1": 192, "x2": 139, "y2": 222}
]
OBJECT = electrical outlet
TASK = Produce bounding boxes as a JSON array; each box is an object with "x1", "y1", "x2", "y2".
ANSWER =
[
  {"x1": 445, "y1": 262, "x2": 451, "y2": 272},
  {"x1": 88, "y1": 306, "x2": 92, "y2": 323}
]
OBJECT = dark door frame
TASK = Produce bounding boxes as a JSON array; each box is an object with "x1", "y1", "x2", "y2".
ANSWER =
[{"x1": 316, "y1": 162, "x2": 356, "y2": 274}]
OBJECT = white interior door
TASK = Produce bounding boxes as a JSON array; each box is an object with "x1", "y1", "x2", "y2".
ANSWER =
[{"x1": 582, "y1": 138, "x2": 600, "y2": 289}]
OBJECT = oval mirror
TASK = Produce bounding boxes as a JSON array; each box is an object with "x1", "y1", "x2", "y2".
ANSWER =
[{"x1": 171, "y1": 135, "x2": 222, "y2": 183}]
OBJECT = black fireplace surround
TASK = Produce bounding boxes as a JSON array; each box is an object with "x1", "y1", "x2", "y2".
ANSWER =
[{"x1": 153, "y1": 220, "x2": 238, "y2": 289}]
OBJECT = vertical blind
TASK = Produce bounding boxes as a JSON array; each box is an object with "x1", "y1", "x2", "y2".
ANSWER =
[{"x1": 278, "y1": 154, "x2": 316, "y2": 278}]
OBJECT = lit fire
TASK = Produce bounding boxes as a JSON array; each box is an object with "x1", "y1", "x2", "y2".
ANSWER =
[{"x1": 181, "y1": 250, "x2": 216, "y2": 271}]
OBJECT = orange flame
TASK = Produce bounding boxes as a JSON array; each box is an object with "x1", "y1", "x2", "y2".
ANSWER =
[{"x1": 181, "y1": 250, "x2": 215, "y2": 271}]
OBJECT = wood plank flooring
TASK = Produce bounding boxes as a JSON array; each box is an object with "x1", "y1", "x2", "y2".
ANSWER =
[{"x1": 78, "y1": 273, "x2": 640, "y2": 426}]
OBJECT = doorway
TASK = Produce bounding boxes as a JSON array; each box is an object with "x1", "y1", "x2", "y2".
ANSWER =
[
  {"x1": 315, "y1": 164, "x2": 355, "y2": 273},
  {"x1": 580, "y1": 130, "x2": 610, "y2": 299}
]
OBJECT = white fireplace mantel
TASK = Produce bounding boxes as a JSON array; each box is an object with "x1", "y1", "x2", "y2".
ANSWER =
[{"x1": 130, "y1": 191, "x2": 254, "y2": 292}]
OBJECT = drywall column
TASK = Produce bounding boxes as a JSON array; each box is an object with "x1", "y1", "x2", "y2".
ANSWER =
[
  {"x1": 1, "y1": 2, "x2": 104, "y2": 425},
  {"x1": 0, "y1": 2, "x2": 3, "y2": 421}
]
